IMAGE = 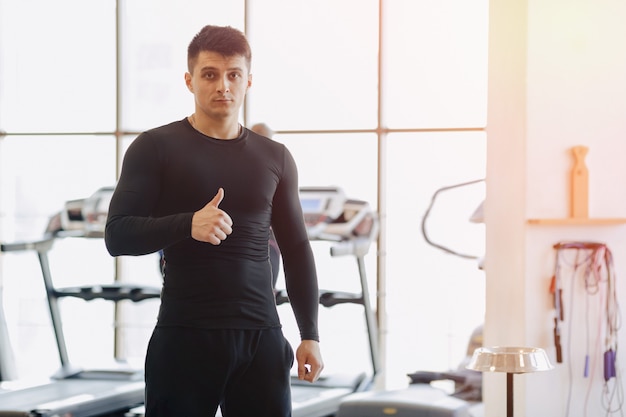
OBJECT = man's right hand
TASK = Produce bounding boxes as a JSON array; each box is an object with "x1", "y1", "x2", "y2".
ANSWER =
[{"x1": 191, "y1": 188, "x2": 233, "y2": 245}]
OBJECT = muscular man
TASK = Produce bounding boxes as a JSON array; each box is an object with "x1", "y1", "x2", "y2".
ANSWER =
[{"x1": 105, "y1": 25, "x2": 323, "y2": 417}]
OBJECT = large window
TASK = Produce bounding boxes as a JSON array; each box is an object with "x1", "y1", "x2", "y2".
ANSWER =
[{"x1": 0, "y1": 0, "x2": 487, "y2": 389}]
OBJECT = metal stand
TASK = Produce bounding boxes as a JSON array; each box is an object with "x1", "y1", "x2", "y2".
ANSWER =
[{"x1": 507, "y1": 372, "x2": 514, "y2": 417}]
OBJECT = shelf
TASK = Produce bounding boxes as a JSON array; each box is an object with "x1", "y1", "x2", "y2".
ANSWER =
[
  {"x1": 528, "y1": 147, "x2": 626, "y2": 226},
  {"x1": 528, "y1": 218, "x2": 626, "y2": 225}
]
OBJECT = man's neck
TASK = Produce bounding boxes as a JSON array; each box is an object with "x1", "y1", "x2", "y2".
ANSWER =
[{"x1": 189, "y1": 113, "x2": 241, "y2": 140}]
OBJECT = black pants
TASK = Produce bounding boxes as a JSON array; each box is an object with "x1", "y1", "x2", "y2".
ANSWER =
[{"x1": 144, "y1": 327, "x2": 294, "y2": 417}]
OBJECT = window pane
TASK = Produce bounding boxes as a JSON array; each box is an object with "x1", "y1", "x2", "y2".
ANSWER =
[
  {"x1": 120, "y1": 0, "x2": 244, "y2": 132},
  {"x1": 383, "y1": 0, "x2": 488, "y2": 128},
  {"x1": 246, "y1": 0, "x2": 379, "y2": 130},
  {"x1": 0, "y1": 136, "x2": 117, "y2": 241},
  {"x1": 277, "y1": 132, "x2": 378, "y2": 204},
  {"x1": 384, "y1": 131, "x2": 486, "y2": 388},
  {"x1": 0, "y1": 0, "x2": 116, "y2": 133},
  {"x1": 0, "y1": 135, "x2": 117, "y2": 379}
]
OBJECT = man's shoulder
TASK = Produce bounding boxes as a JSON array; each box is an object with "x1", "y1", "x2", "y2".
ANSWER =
[
  {"x1": 247, "y1": 129, "x2": 285, "y2": 151},
  {"x1": 128, "y1": 119, "x2": 190, "y2": 153},
  {"x1": 145, "y1": 118, "x2": 188, "y2": 136}
]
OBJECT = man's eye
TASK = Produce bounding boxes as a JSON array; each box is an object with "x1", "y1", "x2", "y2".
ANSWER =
[
  {"x1": 230, "y1": 73, "x2": 241, "y2": 79},
  {"x1": 203, "y1": 73, "x2": 215, "y2": 79}
]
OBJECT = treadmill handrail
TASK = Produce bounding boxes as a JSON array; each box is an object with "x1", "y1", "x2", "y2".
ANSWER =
[
  {"x1": 0, "y1": 234, "x2": 161, "y2": 375},
  {"x1": 275, "y1": 289, "x2": 364, "y2": 308},
  {"x1": 0, "y1": 236, "x2": 55, "y2": 254},
  {"x1": 53, "y1": 284, "x2": 161, "y2": 303}
]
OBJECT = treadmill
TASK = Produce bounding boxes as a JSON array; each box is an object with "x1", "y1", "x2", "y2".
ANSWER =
[
  {"x1": 282, "y1": 186, "x2": 382, "y2": 416},
  {"x1": 0, "y1": 279, "x2": 16, "y2": 383},
  {"x1": 0, "y1": 189, "x2": 161, "y2": 417},
  {"x1": 0, "y1": 378, "x2": 145, "y2": 417},
  {"x1": 125, "y1": 186, "x2": 381, "y2": 417}
]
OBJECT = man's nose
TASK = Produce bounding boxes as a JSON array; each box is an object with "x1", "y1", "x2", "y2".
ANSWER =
[{"x1": 217, "y1": 77, "x2": 230, "y2": 93}]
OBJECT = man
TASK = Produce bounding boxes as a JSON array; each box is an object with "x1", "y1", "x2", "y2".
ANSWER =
[{"x1": 105, "y1": 25, "x2": 323, "y2": 417}]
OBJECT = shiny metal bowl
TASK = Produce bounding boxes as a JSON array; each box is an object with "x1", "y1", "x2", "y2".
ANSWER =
[{"x1": 466, "y1": 346, "x2": 554, "y2": 374}]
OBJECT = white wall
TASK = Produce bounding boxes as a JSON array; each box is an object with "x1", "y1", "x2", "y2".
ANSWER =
[{"x1": 486, "y1": 0, "x2": 626, "y2": 416}]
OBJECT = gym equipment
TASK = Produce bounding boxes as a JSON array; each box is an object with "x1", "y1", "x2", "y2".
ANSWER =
[
  {"x1": 0, "y1": 285, "x2": 16, "y2": 382},
  {"x1": 283, "y1": 186, "x2": 381, "y2": 415},
  {"x1": 335, "y1": 323, "x2": 485, "y2": 416},
  {"x1": 0, "y1": 236, "x2": 161, "y2": 380},
  {"x1": 0, "y1": 379, "x2": 145, "y2": 417},
  {"x1": 336, "y1": 384, "x2": 471, "y2": 417},
  {"x1": 0, "y1": 232, "x2": 160, "y2": 416},
  {"x1": 300, "y1": 186, "x2": 347, "y2": 240}
]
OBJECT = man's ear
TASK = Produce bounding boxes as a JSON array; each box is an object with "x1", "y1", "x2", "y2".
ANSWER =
[
  {"x1": 247, "y1": 73, "x2": 253, "y2": 89},
  {"x1": 185, "y1": 72, "x2": 193, "y2": 92}
]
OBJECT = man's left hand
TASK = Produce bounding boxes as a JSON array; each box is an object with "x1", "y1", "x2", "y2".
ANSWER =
[{"x1": 295, "y1": 340, "x2": 324, "y2": 383}]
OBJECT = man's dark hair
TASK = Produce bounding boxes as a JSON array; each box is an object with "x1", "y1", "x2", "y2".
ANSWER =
[{"x1": 187, "y1": 25, "x2": 252, "y2": 73}]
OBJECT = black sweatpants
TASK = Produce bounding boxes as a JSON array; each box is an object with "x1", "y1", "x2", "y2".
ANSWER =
[{"x1": 144, "y1": 327, "x2": 294, "y2": 417}]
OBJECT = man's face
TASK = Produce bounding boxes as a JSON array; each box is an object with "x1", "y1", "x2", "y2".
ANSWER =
[{"x1": 185, "y1": 51, "x2": 251, "y2": 121}]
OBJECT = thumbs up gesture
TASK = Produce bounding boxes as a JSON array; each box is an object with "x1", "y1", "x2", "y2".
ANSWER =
[{"x1": 191, "y1": 188, "x2": 233, "y2": 245}]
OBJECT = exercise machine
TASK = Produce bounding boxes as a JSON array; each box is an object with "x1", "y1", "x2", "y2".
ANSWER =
[
  {"x1": 0, "y1": 236, "x2": 161, "y2": 379},
  {"x1": 335, "y1": 326, "x2": 482, "y2": 417},
  {"x1": 0, "y1": 283, "x2": 16, "y2": 382},
  {"x1": 0, "y1": 378, "x2": 145, "y2": 417},
  {"x1": 279, "y1": 186, "x2": 381, "y2": 416},
  {"x1": 0, "y1": 194, "x2": 161, "y2": 417},
  {"x1": 335, "y1": 180, "x2": 488, "y2": 417}
]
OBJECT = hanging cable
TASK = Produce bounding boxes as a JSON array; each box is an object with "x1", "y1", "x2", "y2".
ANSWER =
[
  {"x1": 420, "y1": 178, "x2": 485, "y2": 260},
  {"x1": 553, "y1": 242, "x2": 624, "y2": 416}
]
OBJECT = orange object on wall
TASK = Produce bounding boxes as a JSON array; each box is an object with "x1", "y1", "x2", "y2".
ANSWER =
[{"x1": 570, "y1": 145, "x2": 589, "y2": 219}]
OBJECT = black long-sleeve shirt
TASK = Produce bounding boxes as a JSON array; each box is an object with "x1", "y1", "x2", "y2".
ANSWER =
[{"x1": 105, "y1": 119, "x2": 319, "y2": 341}]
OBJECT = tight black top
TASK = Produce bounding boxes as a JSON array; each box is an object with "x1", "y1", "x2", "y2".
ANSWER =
[{"x1": 105, "y1": 119, "x2": 319, "y2": 341}]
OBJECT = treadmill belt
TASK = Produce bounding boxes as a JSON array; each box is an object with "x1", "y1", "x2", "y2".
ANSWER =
[
  {"x1": 124, "y1": 386, "x2": 353, "y2": 417},
  {"x1": 290, "y1": 385, "x2": 353, "y2": 417},
  {"x1": 0, "y1": 379, "x2": 144, "y2": 417},
  {"x1": 292, "y1": 385, "x2": 330, "y2": 402}
]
